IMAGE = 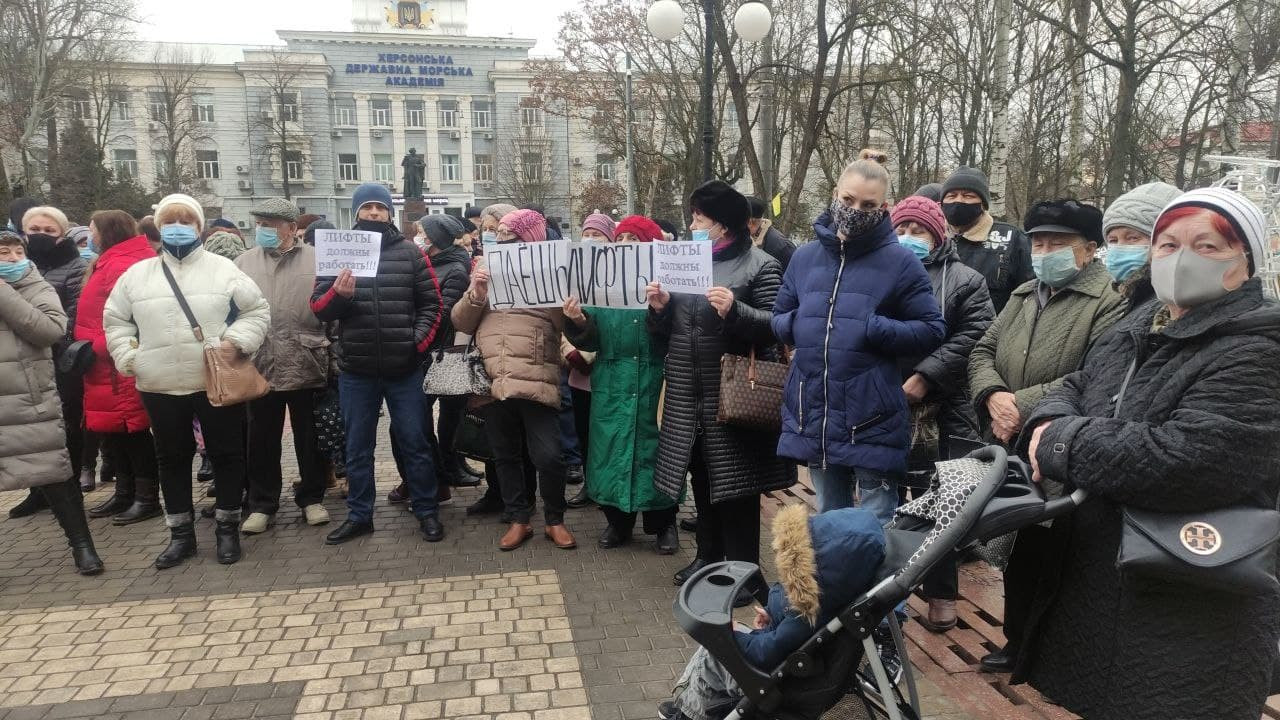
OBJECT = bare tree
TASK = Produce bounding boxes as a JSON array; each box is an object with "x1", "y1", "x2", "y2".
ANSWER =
[
  {"x1": 490, "y1": 128, "x2": 558, "y2": 208},
  {"x1": 148, "y1": 45, "x2": 212, "y2": 194},
  {"x1": 242, "y1": 48, "x2": 314, "y2": 201}
]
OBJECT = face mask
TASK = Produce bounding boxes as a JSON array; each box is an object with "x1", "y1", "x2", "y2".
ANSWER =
[
  {"x1": 1031, "y1": 246, "x2": 1082, "y2": 288},
  {"x1": 482, "y1": 231, "x2": 497, "y2": 247},
  {"x1": 1104, "y1": 244, "x2": 1148, "y2": 283},
  {"x1": 160, "y1": 224, "x2": 199, "y2": 247},
  {"x1": 1151, "y1": 248, "x2": 1241, "y2": 308},
  {"x1": 691, "y1": 229, "x2": 711, "y2": 244},
  {"x1": 898, "y1": 235, "x2": 932, "y2": 260},
  {"x1": 255, "y1": 226, "x2": 280, "y2": 249},
  {"x1": 414, "y1": 234, "x2": 427, "y2": 247},
  {"x1": 25, "y1": 233, "x2": 58, "y2": 256},
  {"x1": 829, "y1": 201, "x2": 885, "y2": 239},
  {"x1": 0, "y1": 259, "x2": 30, "y2": 282},
  {"x1": 942, "y1": 202, "x2": 984, "y2": 229},
  {"x1": 79, "y1": 248, "x2": 97, "y2": 261},
  {"x1": 354, "y1": 219, "x2": 393, "y2": 239}
]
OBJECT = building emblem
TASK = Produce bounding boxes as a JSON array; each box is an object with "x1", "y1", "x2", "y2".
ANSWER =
[{"x1": 385, "y1": 1, "x2": 434, "y2": 30}]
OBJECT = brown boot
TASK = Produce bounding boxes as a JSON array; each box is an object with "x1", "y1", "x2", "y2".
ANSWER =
[
  {"x1": 499, "y1": 523, "x2": 534, "y2": 551},
  {"x1": 544, "y1": 524, "x2": 577, "y2": 550},
  {"x1": 921, "y1": 598, "x2": 957, "y2": 633}
]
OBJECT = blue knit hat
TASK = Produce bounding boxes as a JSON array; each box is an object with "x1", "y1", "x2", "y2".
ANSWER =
[{"x1": 351, "y1": 183, "x2": 394, "y2": 214}]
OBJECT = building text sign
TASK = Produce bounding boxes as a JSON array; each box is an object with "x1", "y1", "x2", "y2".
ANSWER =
[{"x1": 345, "y1": 52, "x2": 475, "y2": 87}]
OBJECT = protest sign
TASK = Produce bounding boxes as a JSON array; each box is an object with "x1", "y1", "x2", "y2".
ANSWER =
[
  {"x1": 652, "y1": 240, "x2": 712, "y2": 295},
  {"x1": 483, "y1": 239, "x2": 713, "y2": 310},
  {"x1": 314, "y1": 229, "x2": 381, "y2": 278}
]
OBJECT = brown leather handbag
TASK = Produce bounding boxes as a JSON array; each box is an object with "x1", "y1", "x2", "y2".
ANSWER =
[
  {"x1": 717, "y1": 346, "x2": 789, "y2": 433},
  {"x1": 161, "y1": 261, "x2": 269, "y2": 407}
]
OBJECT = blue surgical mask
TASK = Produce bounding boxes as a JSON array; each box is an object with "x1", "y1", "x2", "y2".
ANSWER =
[
  {"x1": 898, "y1": 235, "x2": 931, "y2": 260},
  {"x1": 79, "y1": 247, "x2": 97, "y2": 261},
  {"x1": 1104, "y1": 244, "x2": 1148, "y2": 282},
  {"x1": 160, "y1": 224, "x2": 199, "y2": 247},
  {"x1": 0, "y1": 259, "x2": 31, "y2": 282},
  {"x1": 1031, "y1": 246, "x2": 1082, "y2": 288},
  {"x1": 482, "y1": 231, "x2": 497, "y2": 246},
  {"x1": 691, "y1": 229, "x2": 711, "y2": 244},
  {"x1": 255, "y1": 226, "x2": 280, "y2": 249}
]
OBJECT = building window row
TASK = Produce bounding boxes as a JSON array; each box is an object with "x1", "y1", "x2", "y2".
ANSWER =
[{"x1": 330, "y1": 99, "x2": 501, "y2": 130}]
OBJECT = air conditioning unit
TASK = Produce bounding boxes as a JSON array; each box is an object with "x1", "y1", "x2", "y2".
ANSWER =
[
  {"x1": 450, "y1": 131, "x2": 461, "y2": 140},
  {"x1": 371, "y1": 129, "x2": 384, "y2": 138},
  {"x1": 572, "y1": 157, "x2": 582, "y2": 166},
  {"x1": 237, "y1": 179, "x2": 252, "y2": 190},
  {"x1": 331, "y1": 129, "x2": 343, "y2": 138},
  {"x1": 260, "y1": 110, "x2": 274, "y2": 120},
  {"x1": 483, "y1": 131, "x2": 493, "y2": 140},
  {"x1": 235, "y1": 165, "x2": 248, "y2": 174},
  {"x1": 335, "y1": 182, "x2": 347, "y2": 190},
  {"x1": 147, "y1": 121, "x2": 160, "y2": 131}
]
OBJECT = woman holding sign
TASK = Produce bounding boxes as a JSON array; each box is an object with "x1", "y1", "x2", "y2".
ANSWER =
[
  {"x1": 564, "y1": 215, "x2": 680, "y2": 554},
  {"x1": 647, "y1": 181, "x2": 795, "y2": 586}
]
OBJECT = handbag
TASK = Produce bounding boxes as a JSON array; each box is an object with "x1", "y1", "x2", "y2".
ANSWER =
[
  {"x1": 453, "y1": 411, "x2": 495, "y2": 462},
  {"x1": 1112, "y1": 358, "x2": 1280, "y2": 595},
  {"x1": 422, "y1": 339, "x2": 491, "y2": 396},
  {"x1": 716, "y1": 346, "x2": 789, "y2": 433},
  {"x1": 161, "y1": 261, "x2": 269, "y2": 407},
  {"x1": 907, "y1": 401, "x2": 942, "y2": 469},
  {"x1": 56, "y1": 339, "x2": 96, "y2": 376}
]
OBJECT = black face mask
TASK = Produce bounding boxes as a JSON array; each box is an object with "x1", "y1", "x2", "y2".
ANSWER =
[
  {"x1": 24, "y1": 233, "x2": 58, "y2": 257},
  {"x1": 941, "y1": 202, "x2": 984, "y2": 229},
  {"x1": 354, "y1": 219, "x2": 393, "y2": 239}
]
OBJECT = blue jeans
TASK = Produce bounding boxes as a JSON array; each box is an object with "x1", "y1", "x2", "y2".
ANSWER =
[
  {"x1": 558, "y1": 371, "x2": 582, "y2": 466},
  {"x1": 809, "y1": 464, "x2": 898, "y2": 526},
  {"x1": 339, "y1": 369, "x2": 438, "y2": 523}
]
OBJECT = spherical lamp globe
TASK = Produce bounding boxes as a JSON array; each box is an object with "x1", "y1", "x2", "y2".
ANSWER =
[
  {"x1": 647, "y1": 0, "x2": 686, "y2": 41},
  {"x1": 734, "y1": 1, "x2": 773, "y2": 42}
]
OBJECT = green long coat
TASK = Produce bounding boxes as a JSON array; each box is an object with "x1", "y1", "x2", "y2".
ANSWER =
[{"x1": 568, "y1": 307, "x2": 676, "y2": 513}]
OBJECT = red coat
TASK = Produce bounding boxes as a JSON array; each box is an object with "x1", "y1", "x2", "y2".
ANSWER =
[{"x1": 75, "y1": 236, "x2": 154, "y2": 433}]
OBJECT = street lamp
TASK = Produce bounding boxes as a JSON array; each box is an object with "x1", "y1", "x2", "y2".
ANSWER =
[{"x1": 647, "y1": 0, "x2": 772, "y2": 183}]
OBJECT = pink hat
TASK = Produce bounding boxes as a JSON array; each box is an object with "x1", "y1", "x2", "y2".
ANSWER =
[
  {"x1": 891, "y1": 195, "x2": 947, "y2": 246},
  {"x1": 581, "y1": 213, "x2": 616, "y2": 241},
  {"x1": 499, "y1": 209, "x2": 548, "y2": 243}
]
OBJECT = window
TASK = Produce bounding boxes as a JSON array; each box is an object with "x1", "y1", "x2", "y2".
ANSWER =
[
  {"x1": 285, "y1": 150, "x2": 304, "y2": 180},
  {"x1": 370, "y1": 99, "x2": 391, "y2": 126},
  {"x1": 596, "y1": 154, "x2": 616, "y2": 182},
  {"x1": 471, "y1": 101, "x2": 492, "y2": 129},
  {"x1": 337, "y1": 207, "x2": 353, "y2": 229},
  {"x1": 68, "y1": 95, "x2": 91, "y2": 120},
  {"x1": 374, "y1": 154, "x2": 394, "y2": 183},
  {"x1": 519, "y1": 99, "x2": 542, "y2": 127},
  {"x1": 196, "y1": 150, "x2": 220, "y2": 179},
  {"x1": 279, "y1": 92, "x2": 299, "y2": 122},
  {"x1": 405, "y1": 100, "x2": 424, "y2": 127},
  {"x1": 148, "y1": 92, "x2": 167, "y2": 122},
  {"x1": 441, "y1": 154, "x2": 460, "y2": 182},
  {"x1": 112, "y1": 149, "x2": 138, "y2": 178},
  {"x1": 521, "y1": 152, "x2": 543, "y2": 181},
  {"x1": 338, "y1": 153, "x2": 359, "y2": 181},
  {"x1": 334, "y1": 104, "x2": 356, "y2": 126},
  {"x1": 193, "y1": 94, "x2": 214, "y2": 123},
  {"x1": 473, "y1": 153, "x2": 493, "y2": 182},
  {"x1": 153, "y1": 153, "x2": 170, "y2": 182},
  {"x1": 439, "y1": 100, "x2": 459, "y2": 128},
  {"x1": 110, "y1": 91, "x2": 131, "y2": 121}
]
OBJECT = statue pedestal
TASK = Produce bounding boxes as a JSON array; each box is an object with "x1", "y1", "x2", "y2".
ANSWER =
[{"x1": 402, "y1": 199, "x2": 427, "y2": 228}]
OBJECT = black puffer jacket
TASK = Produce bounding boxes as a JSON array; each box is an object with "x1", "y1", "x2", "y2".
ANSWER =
[
  {"x1": 649, "y1": 234, "x2": 795, "y2": 504},
  {"x1": 28, "y1": 236, "x2": 86, "y2": 354},
  {"x1": 900, "y1": 238, "x2": 994, "y2": 456},
  {"x1": 311, "y1": 226, "x2": 442, "y2": 378},
  {"x1": 428, "y1": 243, "x2": 471, "y2": 348},
  {"x1": 1014, "y1": 280, "x2": 1280, "y2": 719}
]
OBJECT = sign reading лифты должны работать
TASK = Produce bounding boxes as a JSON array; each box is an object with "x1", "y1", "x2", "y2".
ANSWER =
[
  {"x1": 313, "y1": 229, "x2": 382, "y2": 278},
  {"x1": 482, "y1": 240, "x2": 713, "y2": 310}
]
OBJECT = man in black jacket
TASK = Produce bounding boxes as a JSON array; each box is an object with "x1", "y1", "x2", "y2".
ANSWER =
[
  {"x1": 746, "y1": 196, "x2": 796, "y2": 271},
  {"x1": 311, "y1": 184, "x2": 445, "y2": 544},
  {"x1": 939, "y1": 167, "x2": 1034, "y2": 312}
]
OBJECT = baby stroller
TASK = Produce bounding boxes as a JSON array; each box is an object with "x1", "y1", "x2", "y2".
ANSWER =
[{"x1": 674, "y1": 446, "x2": 1084, "y2": 720}]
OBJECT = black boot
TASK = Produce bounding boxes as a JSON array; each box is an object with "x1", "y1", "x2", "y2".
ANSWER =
[
  {"x1": 155, "y1": 516, "x2": 197, "y2": 569},
  {"x1": 43, "y1": 480, "x2": 104, "y2": 576},
  {"x1": 8, "y1": 489, "x2": 48, "y2": 518},
  {"x1": 113, "y1": 476, "x2": 161, "y2": 525},
  {"x1": 214, "y1": 512, "x2": 242, "y2": 565},
  {"x1": 654, "y1": 524, "x2": 680, "y2": 555},
  {"x1": 78, "y1": 468, "x2": 96, "y2": 493},
  {"x1": 88, "y1": 469, "x2": 135, "y2": 518},
  {"x1": 196, "y1": 455, "x2": 214, "y2": 482},
  {"x1": 673, "y1": 557, "x2": 712, "y2": 586},
  {"x1": 99, "y1": 451, "x2": 115, "y2": 484}
]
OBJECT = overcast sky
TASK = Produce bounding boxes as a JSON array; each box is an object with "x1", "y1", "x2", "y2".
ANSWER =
[{"x1": 133, "y1": 0, "x2": 578, "y2": 56}]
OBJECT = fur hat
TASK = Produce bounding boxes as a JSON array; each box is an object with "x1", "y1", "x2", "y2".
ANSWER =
[
  {"x1": 155, "y1": 193, "x2": 206, "y2": 230},
  {"x1": 1024, "y1": 199, "x2": 1104, "y2": 248},
  {"x1": 690, "y1": 180, "x2": 751, "y2": 238},
  {"x1": 891, "y1": 195, "x2": 947, "y2": 246},
  {"x1": 500, "y1": 209, "x2": 548, "y2": 243},
  {"x1": 1103, "y1": 182, "x2": 1182, "y2": 238},
  {"x1": 581, "y1": 213, "x2": 616, "y2": 241},
  {"x1": 1156, "y1": 186, "x2": 1268, "y2": 277},
  {"x1": 941, "y1": 167, "x2": 992, "y2": 208},
  {"x1": 613, "y1": 215, "x2": 663, "y2": 243},
  {"x1": 422, "y1": 214, "x2": 467, "y2": 250}
]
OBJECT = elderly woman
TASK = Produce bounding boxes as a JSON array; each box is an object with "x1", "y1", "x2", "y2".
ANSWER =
[
  {"x1": 0, "y1": 231, "x2": 103, "y2": 575},
  {"x1": 1100, "y1": 182, "x2": 1183, "y2": 311},
  {"x1": 104, "y1": 193, "x2": 270, "y2": 569},
  {"x1": 649, "y1": 181, "x2": 795, "y2": 585},
  {"x1": 567, "y1": 215, "x2": 680, "y2": 554},
  {"x1": 967, "y1": 198, "x2": 1126, "y2": 672},
  {"x1": 1014, "y1": 187, "x2": 1280, "y2": 719}
]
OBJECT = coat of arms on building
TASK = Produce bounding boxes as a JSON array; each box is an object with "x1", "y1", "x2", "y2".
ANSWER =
[{"x1": 384, "y1": 1, "x2": 434, "y2": 29}]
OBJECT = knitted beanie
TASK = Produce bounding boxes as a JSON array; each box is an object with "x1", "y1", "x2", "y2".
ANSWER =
[
  {"x1": 481, "y1": 203, "x2": 518, "y2": 229},
  {"x1": 914, "y1": 183, "x2": 944, "y2": 202},
  {"x1": 941, "y1": 167, "x2": 992, "y2": 208},
  {"x1": 1155, "y1": 187, "x2": 1268, "y2": 277},
  {"x1": 203, "y1": 230, "x2": 248, "y2": 260},
  {"x1": 155, "y1": 193, "x2": 206, "y2": 230},
  {"x1": 500, "y1": 209, "x2": 548, "y2": 243},
  {"x1": 1103, "y1": 182, "x2": 1183, "y2": 238},
  {"x1": 422, "y1": 214, "x2": 467, "y2": 250},
  {"x1": 613, "y1": 215, "x2": 663, "y2": 243},
  {"x1": 891, "y1": 195, "x2": 947, "y2": 246},
  {"x1": 351, "y1": 183, "x2": 394, "y2": 214},
  {"x1": 581, "y1": 213, "x2": 616, "y2": 241}
]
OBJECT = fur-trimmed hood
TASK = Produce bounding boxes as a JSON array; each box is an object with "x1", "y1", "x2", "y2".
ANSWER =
[{"x1": 771, "y1": 505, "x2": 887, "y2": 625}]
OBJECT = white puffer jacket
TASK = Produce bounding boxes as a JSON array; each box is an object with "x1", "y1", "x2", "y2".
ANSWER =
[{"x1": 104, "y1": 246, "x2": 270, "y2": 396}]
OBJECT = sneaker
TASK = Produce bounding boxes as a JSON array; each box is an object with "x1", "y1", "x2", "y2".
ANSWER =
[
  {"x1": 657, "y1": 699, "x2": 693, "y2": 720},
  {"x1": 303, "y1": 504, "x2": 330, "y2": 526},
  {"x1": 241, "y1": 512, "x2": 271, "y2": 535},
  {"x1": 872, "y1": 628, "x2": 905, "y2": 686},
  {"x1": 566, "y1": 464, "x2": 585, "y2": 486}
]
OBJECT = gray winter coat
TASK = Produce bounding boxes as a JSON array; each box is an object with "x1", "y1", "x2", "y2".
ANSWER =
[{"x1": 0, "y1": 267, "x2": 72, "y2": 491}]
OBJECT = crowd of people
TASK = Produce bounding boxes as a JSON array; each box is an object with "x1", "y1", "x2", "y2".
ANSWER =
[{"x1": 1, "y1": 151, "x2": 1277, "y2": 719}]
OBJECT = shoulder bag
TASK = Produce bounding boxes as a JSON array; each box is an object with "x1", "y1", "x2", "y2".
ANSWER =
[
  {"x1": 422, "y1": 338, "x2": 491, "y2": 396},
  {"x1": 161, "y1": 261, "x2": 269, "y2": 407},
  {"x1": 1113, "y1": 358, "x2": 1280, "y2": 596},
  {"x1": 717, "y1": 346, "x2": 789, "y2": 433},
  {"x1": 56, "y1": 339, "x2": 96, "y2": 376}
]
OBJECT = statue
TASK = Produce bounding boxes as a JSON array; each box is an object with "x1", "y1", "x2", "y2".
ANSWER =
[{"x1": 401, "y1": 148, "x2": 426, "y2": 199}]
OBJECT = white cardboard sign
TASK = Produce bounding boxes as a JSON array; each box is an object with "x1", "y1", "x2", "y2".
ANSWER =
[{"x1": 314, "y1": 229, "x2": 382, "y2": 278}]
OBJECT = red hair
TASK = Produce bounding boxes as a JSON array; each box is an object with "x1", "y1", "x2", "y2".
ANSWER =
[{"x1": 1152, "y1": 205, "x2": 1245, "y2": 251}]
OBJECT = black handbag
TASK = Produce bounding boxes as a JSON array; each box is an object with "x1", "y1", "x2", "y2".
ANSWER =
[
  {"x1": 56, "y1": 339, "x2": 96, "y2": 376},
  {"x1": 1113, "y1": 358, "x2": 1280, "y2": 596},
  {"x1": 453, "y1": 411, "x2": 495, "y2": 462}
]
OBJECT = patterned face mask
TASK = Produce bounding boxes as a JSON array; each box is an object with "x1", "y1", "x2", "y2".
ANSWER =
[{"x1": 829, "y1": 201, "x2": 886, "y2": 239}]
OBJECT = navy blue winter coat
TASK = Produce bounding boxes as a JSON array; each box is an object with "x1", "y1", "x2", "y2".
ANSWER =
[
  {"x1": 736, "y1": 506, "x2": 886, "y2": 669},
  {"x1": 772, "y1": 212, "x2": 946, "y2": 473}
]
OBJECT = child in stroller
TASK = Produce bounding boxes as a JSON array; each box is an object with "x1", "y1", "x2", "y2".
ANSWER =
[{"x1": 659, "y1": 505, "x2": 887, "y2": 720}]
